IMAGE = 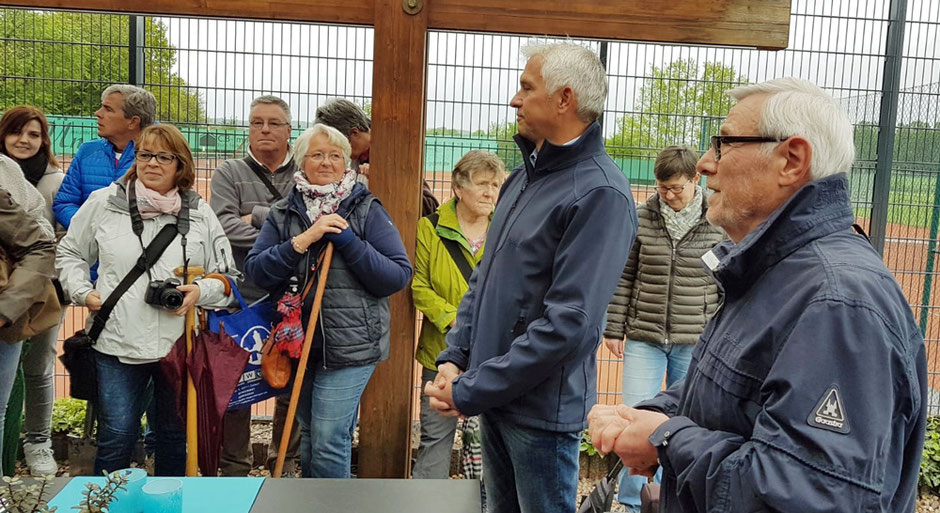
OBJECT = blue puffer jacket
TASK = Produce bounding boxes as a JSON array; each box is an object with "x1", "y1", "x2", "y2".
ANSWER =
[
  {"x1": 54, "y1": 138, "x2": 136, "y2": 228},
  {"x1": 437, "y1": 122, "x2": 638, "y2": 432},
  {"x1": 637, "y1": 173, "x2": 927, "y2": 513}
]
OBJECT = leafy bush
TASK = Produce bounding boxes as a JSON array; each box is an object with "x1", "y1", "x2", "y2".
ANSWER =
[
  {"x1": 580, "y1": 429, "x2": 598, "y2": 456},
  {"x1": 51, "y1": 397, "x2": 86, "y2": 437},
  {"x1": 921, "y1": 416, "x2": 940, "y2": 493}
]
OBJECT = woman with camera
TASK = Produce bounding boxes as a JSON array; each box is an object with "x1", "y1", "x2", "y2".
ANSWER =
[
  {"x1": 245, "y1": 123, "x2": 411, "y2": 478},
  {"x1": 56, "y1": 124, "x2": 237, "y2": 476}
]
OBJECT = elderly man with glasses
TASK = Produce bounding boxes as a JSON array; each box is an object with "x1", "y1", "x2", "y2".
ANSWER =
[
  {"x1": 603, "y1": 145, "x2": 725, "y2": 512},
  {"x1": 209, "y1": 95, "x2": 302, "y2": 476},
  {"x1": 589, "y1": 78, "x2": 927, "y2": 513}
]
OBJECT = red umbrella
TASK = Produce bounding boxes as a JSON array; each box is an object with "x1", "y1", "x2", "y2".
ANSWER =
[{"x1": 160, "y1": 321, "x2": 249, "y2": 476}]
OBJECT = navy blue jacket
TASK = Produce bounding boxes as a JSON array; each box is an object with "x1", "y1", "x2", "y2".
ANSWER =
[
  {"x1": 437, "y1": 122, "x2": 638, "y2": 432},
  {"x1": 244, "y1": 183, "x2": 412, "y2": 367},
  {"x1": 54, "y1": 138, "x2": 136, "y2": 228},
  {"x1": 637, "y1": 173, "x2": 927, "y2": 513}
]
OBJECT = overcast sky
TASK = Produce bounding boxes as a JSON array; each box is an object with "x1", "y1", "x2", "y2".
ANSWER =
[{"x1": 161, "y1": 0, "x2": 940, "y2": 133}]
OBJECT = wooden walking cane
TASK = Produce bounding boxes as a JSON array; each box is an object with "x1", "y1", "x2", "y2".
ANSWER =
[
  {"x1": 273, "y1": 242, "x2": 335, "y2": 478},
  {"x1": 175, "y1": 265, "x2": 206, "y2": 477}
]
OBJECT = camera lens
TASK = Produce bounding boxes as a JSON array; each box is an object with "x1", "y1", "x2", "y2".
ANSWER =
[{"x1": 162, "y1": 288, "x2": 185, "y2": 310}]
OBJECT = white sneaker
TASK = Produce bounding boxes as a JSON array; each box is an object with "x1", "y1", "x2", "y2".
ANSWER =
[{"x1": 23, "y1": 441, "x2": 58, "y2": 476}]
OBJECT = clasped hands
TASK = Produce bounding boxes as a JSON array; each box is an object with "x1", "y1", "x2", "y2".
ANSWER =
[
  {"x1": 425, "y1": 362, "x2": 465, "y2": 418},
  {"x1": 587, "y1": 403, "x2": 670, "y2": 478}
]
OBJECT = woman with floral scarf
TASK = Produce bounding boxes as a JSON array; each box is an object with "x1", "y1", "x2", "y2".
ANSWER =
[{"x1": 245, "y1": 123, "x2": 412, "y2": 478}]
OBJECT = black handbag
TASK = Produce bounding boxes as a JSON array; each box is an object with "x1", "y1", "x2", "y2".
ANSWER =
[{"x1": 60, "y1": 217, "x2": 180, "y2": 402}]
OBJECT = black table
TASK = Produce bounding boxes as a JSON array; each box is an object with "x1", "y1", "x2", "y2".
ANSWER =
[{"x1": 250, "y1": 478, "x2": 483, "y2": 513}]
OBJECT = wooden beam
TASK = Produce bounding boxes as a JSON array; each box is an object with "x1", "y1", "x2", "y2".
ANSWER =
[
  {"x1": 357, "y1": 0, "x2": 427, "y2": 478},
  {"x1": 2, "y1": 0, "x2": 374, "y2": 25},
  {"x1": 7, "y1": 0, "x2": 790, "y2": 49},
  {"x1": 428, "y1": 0, "x2": 791, "y2": 50}
]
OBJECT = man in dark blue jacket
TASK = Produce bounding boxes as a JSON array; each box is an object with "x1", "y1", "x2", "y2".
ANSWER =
[
  {"x1": 426, "y1": 42, "x2": 637, "y2": 513},
  {"x1": 588, "y1": 78, "x2": 927, "y2": 513}
]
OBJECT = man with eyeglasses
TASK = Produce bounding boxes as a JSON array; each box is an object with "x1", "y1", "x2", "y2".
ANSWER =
[
  {"x1": 589, "y1": 78, "x2": 926, "y2": 513},
  {"x1": 210, "y1": 95, "x2": 301, "y2": 477}
]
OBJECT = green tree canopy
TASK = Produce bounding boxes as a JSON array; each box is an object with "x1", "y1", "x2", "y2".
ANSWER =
[
  {"x1": 0, "y1": 9, "x2": 204, "y2": 123},
  {"x1": 606, "y1": 59, "x2": 746, "y2": 159}
]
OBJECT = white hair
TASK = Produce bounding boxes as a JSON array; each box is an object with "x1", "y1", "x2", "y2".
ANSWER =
[
  {"x1": 728, "y1": 78, "x2": 855, "y2": 181},
  {"x1": 521, "y1": 42, "x2": 608, "y2": 123},
  {"x1": 293, "y1": 123, "x2": 352, "y2": 169}
]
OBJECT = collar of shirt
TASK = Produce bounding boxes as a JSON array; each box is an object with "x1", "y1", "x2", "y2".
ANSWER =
[
  {"x1": 248, "y1": 145, "x2": 294, "y2": 171},
  {"x1": 530, "y1": 134, "x2": 583, "y2": 167}
]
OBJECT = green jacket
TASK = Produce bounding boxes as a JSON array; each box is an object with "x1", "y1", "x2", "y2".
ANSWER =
[{"x1": 412, "y1": 198, "x2": 486, "y2": 370}]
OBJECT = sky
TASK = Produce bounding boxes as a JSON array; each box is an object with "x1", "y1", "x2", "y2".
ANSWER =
[{"x1": 158, "y1": 0, "x2": 940, "y2": 134}]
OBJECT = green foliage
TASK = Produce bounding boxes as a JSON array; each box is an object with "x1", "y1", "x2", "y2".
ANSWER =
[
  {"x1": 75, "y1": 471, "x2": 128, "y2": 513},
  {"x1": 921, "y1": 416, "x2": 940, "y2": 493},
  {"x1": 486, "y1": 120, "x2": 523, "y2": 171},
  {"x1": 580, "y1": 429, "x2": 598, "y2": 456},
  {"x1": 51, "y1": 397, "x2": 86, "y2": 437},
  {"x1": 0, "y1": 9, "x2": 204, "y2": 122},
  {"x1": 0, "y1": 475, "x2": 57, "y2": 513},
  {"x1": 606, "y1": 59, "x2": 745, "y2": 159}
]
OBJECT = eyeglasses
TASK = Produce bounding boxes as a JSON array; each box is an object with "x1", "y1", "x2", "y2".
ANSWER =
[
  {"x1": 656, "y1": 177, "x2": 695, "y2": 196},
  {"x1": 710, "y1": 135, "x2": 787, "y2": 161},
  {"x1": 305, "y1": 152, "x2": 344, "y2": 164},
  {"x1": 135, "y1": 151, "x2": 177, "y2": 165},
  {"x1": 249, "y1": 120, "x2": 291, "y2": 129}
]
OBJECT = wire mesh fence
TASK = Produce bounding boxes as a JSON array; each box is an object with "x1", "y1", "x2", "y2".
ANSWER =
[{"x1": 2, "y1": 0, "x2": 940, "y2": 417}]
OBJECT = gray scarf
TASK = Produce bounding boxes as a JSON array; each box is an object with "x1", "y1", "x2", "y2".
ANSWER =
[{"x1": 660, "y1": 185, "x2": 703, "y2": 242}]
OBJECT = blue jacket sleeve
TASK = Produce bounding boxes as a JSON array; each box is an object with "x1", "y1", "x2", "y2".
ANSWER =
[
  {"x1": 646, "y1": 300, "x2": 924, "y2": 513},
  {"x1": 54, "y1": 149, "x2": 84, "y2": 228},
  {"x1": 326, "y1": 202, "x2": 412, "y2": 298},
  {"x1": 451, "y1": 186, "x2": 636, "y2": 414},
  {"x1": 244, "y1": 213, "x2": 303, "y2": 292},
  {"x1": 435, "y1": 266, "x2": 481, "y2": 371}
]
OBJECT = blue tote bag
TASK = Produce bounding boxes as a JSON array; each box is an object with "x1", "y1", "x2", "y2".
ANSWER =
[{"x1": 207, "y1": 278, "x2": 282, "y2": 409}]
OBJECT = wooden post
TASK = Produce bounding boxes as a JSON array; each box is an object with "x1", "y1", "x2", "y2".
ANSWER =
[{"x1": 357, "y1": 0, "x2": 428, "y2": 478}]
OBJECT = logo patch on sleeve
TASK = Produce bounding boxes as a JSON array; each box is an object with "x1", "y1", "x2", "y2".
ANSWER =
[{"x1": 807, "y1": 384, "x2": 850, "y2": 434}]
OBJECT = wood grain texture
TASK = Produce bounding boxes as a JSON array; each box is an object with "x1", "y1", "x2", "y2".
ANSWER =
[{"x1": 356, "y1": 0, "x2": 427, "y2": 479}]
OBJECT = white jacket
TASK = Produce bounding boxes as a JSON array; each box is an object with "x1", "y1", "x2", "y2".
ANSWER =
[{"x1": 56, "y1": 180, "x2": 238, "y2": 361}]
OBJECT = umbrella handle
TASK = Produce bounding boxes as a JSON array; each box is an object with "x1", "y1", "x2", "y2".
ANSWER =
[
  {"x1": 202, "y1": 272, "x2": 232, "y2": 296},
  {"x1": 274, "y1": 242, "x2": 334, "y2": 478}
]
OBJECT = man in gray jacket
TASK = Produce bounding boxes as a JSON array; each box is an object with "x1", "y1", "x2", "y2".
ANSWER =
[{"x1": 210, "y1": 95, "x2": 301, "y2": 476}]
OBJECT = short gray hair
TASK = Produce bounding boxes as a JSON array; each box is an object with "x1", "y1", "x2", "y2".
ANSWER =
[
  {"x1": 294, "y1": 123, "x2": 352, "y2": 169},
  {"x1": 250, "y1": 95, "x2": 292, "y2": 124},
  {"x1": 101, "y1": 84, "x2": 157, "y2": 128},
  {"x1": 452, "y1": 150, "x2": 507, "y2": 190},
  {"x1": 521, "y1": 42, "x2": 608, "y2": 123},
  {"x1": 314, "y1": 99, "x2": 370, "y2": 138},
  {"x1": 728, "y1": 78, "x2": 855, "y2": 181}
]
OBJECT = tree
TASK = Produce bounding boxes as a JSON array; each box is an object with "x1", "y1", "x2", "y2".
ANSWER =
[
  {"x1": 486, "y1": 120, "x2": 523, "y2": 171},
  {"x1": 0, "y1": 10, "x2": 204, "y2": 122},
  {"x1": 606, "y1": 59, "x2": 746, "y2": 159}
]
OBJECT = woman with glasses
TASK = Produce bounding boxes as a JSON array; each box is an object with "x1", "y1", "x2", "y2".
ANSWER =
[
  {"x1": 602, "y1": 145, "x2": 725, "y2": 512},
  {"x1": 0, "y1": 106, "x2": 64, "y2": 476},
  {"x1": 244, "y1": 123, "x2": 411, "y2": 478},
  {"x1": 56, "y1": 124, "x2": 238, "y2": 476}
]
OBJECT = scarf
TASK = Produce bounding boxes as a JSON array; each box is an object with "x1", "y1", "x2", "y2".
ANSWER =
[
  {"x1": 11, "y1": 152, "x2": 48, "y2": 186},
  {"x1": 133, "y1": 179, "x2": 182, "y2": 220},
  {"x1": 293, "y1": 168, "x2": 357, "y2": 224},
  {"x1": 660, "y1": 185, "x2": 704, "y2": 242}
]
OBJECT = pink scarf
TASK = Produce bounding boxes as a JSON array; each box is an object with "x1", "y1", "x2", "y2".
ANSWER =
[{"x1": 133, "y1": 179, "x2": 182, "y2": 220}]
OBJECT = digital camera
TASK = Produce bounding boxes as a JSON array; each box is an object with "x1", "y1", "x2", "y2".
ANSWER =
[{"x1": 144, "y1": 278, "x2": 185, "y2": 310}]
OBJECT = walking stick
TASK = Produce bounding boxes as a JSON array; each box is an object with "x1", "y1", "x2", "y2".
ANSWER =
[
  {"x1": 273, "y1": 242, "x2": 334, "y2": 478},
  {"x1": 175, "y1": 265, "x2": 205, "y2": 477}
]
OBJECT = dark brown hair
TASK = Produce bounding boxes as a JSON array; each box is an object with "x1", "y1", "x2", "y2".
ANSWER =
[
  {"x1": 124, "y1": 124, "x2": 195, "y2": 191},
  {"x1": 653, "y1": 145, "x2": 698, "y2": 182},
  {"x1": 0, "y1": 105, "x2": 60, "y2": 168}
]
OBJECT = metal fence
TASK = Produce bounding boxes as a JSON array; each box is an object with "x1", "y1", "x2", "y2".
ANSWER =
[{"x1": 2, "y1": 0, "x2": 940, "y2": 415}]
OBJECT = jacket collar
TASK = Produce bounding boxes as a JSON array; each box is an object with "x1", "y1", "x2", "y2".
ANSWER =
[
  {"x1": 512, "y1": 121, "x2": 607, "y2": 180},
  {"x1": 707, "y1": 173, "x2": 855, "y2": 297}
]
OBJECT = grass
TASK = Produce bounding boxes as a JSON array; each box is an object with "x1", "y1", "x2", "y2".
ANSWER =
[{"x1": 851, "y1": 169, "x2": 940, "y2": 230}]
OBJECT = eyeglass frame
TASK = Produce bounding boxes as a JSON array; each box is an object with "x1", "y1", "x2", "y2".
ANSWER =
[
  {"x1": 655, "y1": 176, "x2": 696, "y2": 196},
  {"x1": 710, "y1": 135, "x2": 788, "y2": 161},
  {"x1": 305, "y1": 151, "x2": 345, "y2": 164},
  {"x1": 249, "y1": 120, "x2": 291, "y2": 129},
  {"x1": 135, "y1": 151, "x2": 178, "y2": 165}
]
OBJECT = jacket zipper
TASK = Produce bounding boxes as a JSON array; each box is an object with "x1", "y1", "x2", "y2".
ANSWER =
[{"x1": 660, "y1": 208, "x2": 709, "y2": 345}]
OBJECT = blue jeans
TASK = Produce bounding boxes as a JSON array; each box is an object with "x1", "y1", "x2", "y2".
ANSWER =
[
  {"x1": 617, "y1": 341, "x2": 694, "y2": 509},
  {"x1": 94, "y1": 351, "x2": 185, "y2": 476},
  {"x1": 0, "y1": 342, "x2": 23, "y2": 475},
  {"x1": 480, "y1": 413, "x2": 580, "y2": 513},
  {"x1": 296, "y1": 362, "x2": 376, "y2": 478}
]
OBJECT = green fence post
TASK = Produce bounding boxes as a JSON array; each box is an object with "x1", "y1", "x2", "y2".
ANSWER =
[{"x1": 920, "y1": 167, "x2": 940, "y2": 336}]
